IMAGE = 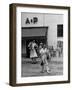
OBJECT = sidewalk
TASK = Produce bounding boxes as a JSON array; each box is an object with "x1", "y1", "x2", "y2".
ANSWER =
[
  {"x1": 22, "y1": 56, "x2": 63, "y2": 63},
  {"x1": 22, "y1": 56, "x2": 63, "y2": 77}
]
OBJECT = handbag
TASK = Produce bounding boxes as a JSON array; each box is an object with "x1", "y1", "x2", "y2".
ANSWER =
[{"x1": 41, "y1": 61, "x2": 44, "y2": 66}]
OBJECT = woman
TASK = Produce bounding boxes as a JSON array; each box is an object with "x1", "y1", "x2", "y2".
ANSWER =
[
  {"x1": 28, "y1": 40, "x2": 38, "y2": 63},
  {"x1": 39, "y1": 44, "x2": 50, "y2": 73}
]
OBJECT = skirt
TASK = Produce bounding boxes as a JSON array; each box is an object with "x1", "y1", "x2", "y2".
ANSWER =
[{"x1": 30, "y1": 49, "x2": 38, "y2": 58}]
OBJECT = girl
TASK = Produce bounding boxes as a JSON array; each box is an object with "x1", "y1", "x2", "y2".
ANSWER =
[{"x1": 39, "y1": 44, "x2": 50, "y2": 73}]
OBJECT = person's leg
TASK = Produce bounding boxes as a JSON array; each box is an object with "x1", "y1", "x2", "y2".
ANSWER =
[
  {"x1": 32, "y1": 58, "x2": 36, "y2": 64},
  {"x1": 41, "y1": 64, "x2": 44, "y2": 73},
  {"x1": 45, "y1": 59, "x2": 50, "y2": 73},
  {"x1": 40, "y1": 59, "x2": 44, "y2": 73},
  {"x1": 33, "y1": 57, "x2": 37, "y2": 64},
  {"x1": 31, "y1": 58, "x2": 34, "y2": 64}
]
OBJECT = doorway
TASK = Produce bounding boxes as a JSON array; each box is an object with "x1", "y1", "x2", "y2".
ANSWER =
[{"x1": 22, "y1": 27, "x2": 48, "y2": 58}]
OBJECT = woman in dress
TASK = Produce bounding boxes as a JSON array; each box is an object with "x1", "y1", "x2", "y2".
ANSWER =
[{"x1": 28, "y1": 40, "x2": 38, "y2": 64}]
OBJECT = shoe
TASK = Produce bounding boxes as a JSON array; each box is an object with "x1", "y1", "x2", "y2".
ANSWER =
[
  {"x1": 40, "y1": 71, "x2": 44, "y2": 73},
  {"x1": 47, "y1": 70, "x2": 51, "y2": 73}
]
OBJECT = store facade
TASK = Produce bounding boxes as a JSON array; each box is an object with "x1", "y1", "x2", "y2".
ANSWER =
[{"x1": 21, "y1": 12, "x2": 63, "y2": 57}]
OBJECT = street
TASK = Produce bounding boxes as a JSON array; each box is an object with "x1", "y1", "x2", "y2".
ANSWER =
[{"x1": 21, "y1": 56, "x2": 63, "y2": 77}]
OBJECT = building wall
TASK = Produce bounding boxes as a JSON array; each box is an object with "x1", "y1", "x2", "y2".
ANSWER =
[
  {"x1": 21, "y1": 13, "x2": 63, "y2": 49},
  {"x1": 21, "y1": 13, "x2": 44, "y2": 27},
  {"x1": 44, "y1": 14, "x2": 63, "y2": 49}
]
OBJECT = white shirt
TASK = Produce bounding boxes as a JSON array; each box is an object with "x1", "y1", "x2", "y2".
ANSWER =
[{"x1": 40, "y1": 48, "x2": 47, "y2": 56}]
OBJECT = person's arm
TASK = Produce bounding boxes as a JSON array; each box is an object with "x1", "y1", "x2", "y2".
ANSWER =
[
  {"x1": 35, "y1": 43, "x2": 38, "y2": 48},
  {"x1": 28, "y1": 42, "x2": 31, "y2": 47},
  {"x1": 28, "y1": 42, "x2": 32, "y2": 50}
]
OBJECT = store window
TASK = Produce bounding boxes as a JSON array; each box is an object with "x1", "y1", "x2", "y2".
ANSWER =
[{"x1": 57, "y1": 24, "x2": 63, "y2": 37}]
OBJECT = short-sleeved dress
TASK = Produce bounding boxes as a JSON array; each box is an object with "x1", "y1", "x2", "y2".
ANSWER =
[{"x1": 28, "y1": 42, "x2": 38, "y2": 58}]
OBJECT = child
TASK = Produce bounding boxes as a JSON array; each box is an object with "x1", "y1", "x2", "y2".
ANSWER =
[{"x1": 39, "y1": 44, "x2": 50, "y2": 73}]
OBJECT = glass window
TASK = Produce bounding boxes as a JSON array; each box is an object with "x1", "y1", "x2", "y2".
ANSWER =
[{"x1": 57, "y1": 24, "x2": 63, "y2": 37}]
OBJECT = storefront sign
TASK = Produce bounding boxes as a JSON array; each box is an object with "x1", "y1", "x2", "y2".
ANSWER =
[{"x1": 25, "y1": 17, "x2": 38, "y2": 24}]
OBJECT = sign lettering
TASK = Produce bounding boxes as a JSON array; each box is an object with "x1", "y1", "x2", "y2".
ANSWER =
[{"x1": 25, "y1": 17, "x2": 38, "y2": 24}]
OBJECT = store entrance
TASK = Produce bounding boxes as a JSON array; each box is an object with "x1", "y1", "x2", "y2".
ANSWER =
[{"x1": 22, "y1": 26, "x2": 48, "y2": 58}]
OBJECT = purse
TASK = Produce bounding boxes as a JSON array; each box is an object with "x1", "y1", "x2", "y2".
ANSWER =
[{"x1": 41, "y1": 61, "x2": 44, "y2": 66}]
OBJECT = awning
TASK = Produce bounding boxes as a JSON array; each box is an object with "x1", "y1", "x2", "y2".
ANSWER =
[{"x1": 22, "y1": 27, "x2": 48, "y2": 37}]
